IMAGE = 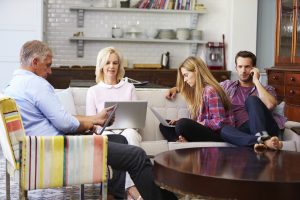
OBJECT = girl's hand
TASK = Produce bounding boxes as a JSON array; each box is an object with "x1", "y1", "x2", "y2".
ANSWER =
[
  {"x1": 198, "y1": 121, "x2": 205, "y2": 126},
  {"x1": 168, "y1": 119, "x2": 177, "y2": 125}
]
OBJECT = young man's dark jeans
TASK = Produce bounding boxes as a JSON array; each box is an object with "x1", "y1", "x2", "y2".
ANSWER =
[
  {"x1": 220, "y1": 96, "x2": 281, "y2": 146},
  {"x1": 107, "y1": 134, "x2": 177, "y2": 200}
]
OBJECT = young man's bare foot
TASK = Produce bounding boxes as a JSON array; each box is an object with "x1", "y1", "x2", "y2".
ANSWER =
[
  {"x1": 177, "y1": 135, "x2": 187, "y2": 143},
  {"x1": 264, "y1": 136, "x2": 283, "y2": 150},
  {"x1": 254, "y1": 143, "x2": 267, "y2": 152}
]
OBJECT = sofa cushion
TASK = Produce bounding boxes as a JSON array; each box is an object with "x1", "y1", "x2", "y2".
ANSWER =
[
  {"x1": 56, "y1": 88, "x2": 77, "y2": 115},
  {"x1": 168, "y1": 142, "x2": 235, "y2": 150},
  {"x1": 71, "y1": 87, "x2": 88, "y2": 115},
  {"x1": 283, "y1": 128, "x2": 299, "y2": 151},
  {"x1": 284, "y1": 121, "x2": 300, "y2": 129},
  {"x1": 136, "y1": 89, "x2": 188, "y2": 141}
]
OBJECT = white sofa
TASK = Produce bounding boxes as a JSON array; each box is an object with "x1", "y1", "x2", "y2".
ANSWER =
[{"x1": 56, "y1": 87, "x2": 300, "y2": 155}]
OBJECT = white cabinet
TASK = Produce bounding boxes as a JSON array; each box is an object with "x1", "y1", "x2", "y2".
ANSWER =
[{"x1": 69, "y1": 6, "x2": 207, "y2": 57}]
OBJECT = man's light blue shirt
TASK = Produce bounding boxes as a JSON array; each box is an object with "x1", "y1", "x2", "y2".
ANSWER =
[{"x1": 4, "y1": 69, "x2": 79, "y2": 136}]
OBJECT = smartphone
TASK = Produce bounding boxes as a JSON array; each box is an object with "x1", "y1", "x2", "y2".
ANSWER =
[{"x1": 246, "y1": 72, "x2": 254, "y2": 81}]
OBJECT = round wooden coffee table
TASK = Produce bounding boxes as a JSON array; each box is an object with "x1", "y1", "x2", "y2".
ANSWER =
[{"x1": 154, "y1": 147, "x2": 300, "y2": 200}]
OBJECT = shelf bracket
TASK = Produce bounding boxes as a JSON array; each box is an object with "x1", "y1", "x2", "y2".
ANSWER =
[
  {"x1": 190, "y1": 44, "x2": 198, "y2": 56},
  {"x1": 76, "y1": 39, "x2": 84, "y2": 57},
  {"x1": 77, "y1": 9, "x2": 84, "y2": 27},
  {"x1": 190, "y1": 14, "x2": 198, "y2": 29}
]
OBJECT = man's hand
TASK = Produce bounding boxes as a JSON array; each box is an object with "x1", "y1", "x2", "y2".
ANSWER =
[
  {"x1": 75, "y1": 106, "x2": 116, "y2": 133},
  {"x1": 166, "y1": 87, "x2": 178, "y2": 100},
  {"x1": 94, "y1": 106, "x2": 115, "y2": 126},
  {"x1": 249, "y1": 67, "x2": 277, "y2": 110},
  {"x1": 250, "y1": 67, "x2": 260, "y2": 83}
]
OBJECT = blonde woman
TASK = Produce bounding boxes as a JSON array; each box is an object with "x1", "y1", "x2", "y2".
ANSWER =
[
  {"x1": 86, "y1": 47, "x2": 142, "y2": 200},
  {"x1": 159, "y1": 56, "x2": 234, "y2": 142}
]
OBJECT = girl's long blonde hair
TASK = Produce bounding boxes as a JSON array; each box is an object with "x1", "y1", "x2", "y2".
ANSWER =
[
  {"x1": 176, "y1": 56, "x2": 231, "y2": 119},
  {"x1": 95, "y1": 47, "x2": 125, "y2": 83}
]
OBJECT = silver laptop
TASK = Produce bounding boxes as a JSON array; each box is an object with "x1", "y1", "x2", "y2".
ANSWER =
[
  {"x1": 150, "y1": 107, "x2": 175, "y2": 128},
  {"x1": 104, "y1": 101, "x2": 147, "y2": 130}
]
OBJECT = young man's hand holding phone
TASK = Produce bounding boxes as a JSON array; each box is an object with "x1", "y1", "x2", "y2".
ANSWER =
[{"x1": 246, "y1": 72, "x2": 254, "y2": 82}]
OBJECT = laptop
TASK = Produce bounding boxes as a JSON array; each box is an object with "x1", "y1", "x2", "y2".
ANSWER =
[
  {"x1": 150, "y1": 107, "x2": 175, "y2": 128},
  {"x1": 95, "y1": 104, "x2": 118, "y2": 135},
  {"x1": 104, "y1": 101, "x2": 148, "y2": 130}
]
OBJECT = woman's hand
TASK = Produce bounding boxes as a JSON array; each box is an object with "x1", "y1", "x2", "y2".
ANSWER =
[
  {"x1": 168, "y1": 119, "x2": 177, "y2": 125},
  {"x1": 165, "y1": 87, "x2": 178, "y2": 100},
  {"x1": 198, "y1": 121, "x2": 205, "y2": 126}
]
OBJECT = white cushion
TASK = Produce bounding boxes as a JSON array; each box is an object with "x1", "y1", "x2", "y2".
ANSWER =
[
  {"x1": 55, "y1": 88, "x2": 77, "y2": 115},
  {"x1": 283, "y1": 128, "x2": 299, "y2": 151},
  {"x1": 168, "y1": 142, "x2": 235, "y2": 150},
  {"x1": 285, "y1": 121, "x2": 300, "y2": 129},
  {"x1": 71, "y1": 87, "x2": 88, "y2": 115}
]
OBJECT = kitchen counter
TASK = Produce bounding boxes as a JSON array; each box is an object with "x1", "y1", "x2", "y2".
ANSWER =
[
  {"x1": 69, "y1": 79, "x2": 167, "y2": 88},
  {"x1": 47, "y1": 67, "x2": 231, "y2": 89}
]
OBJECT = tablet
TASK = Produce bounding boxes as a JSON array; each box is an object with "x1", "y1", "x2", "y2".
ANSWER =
[{"x1": 95, "y1": 104, "x2": 118, "y2": 135}]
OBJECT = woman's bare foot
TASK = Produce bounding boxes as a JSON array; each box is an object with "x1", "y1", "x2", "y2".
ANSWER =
[
  {"x1": 127, "y1": 186, "x2": 143, "y2": 200},
  {"x1": 263, "y1": 136, "x2": 283, "y2": 150},
  {"x1": 177, "y1": 135, "x2": 187, "y2": 143}
]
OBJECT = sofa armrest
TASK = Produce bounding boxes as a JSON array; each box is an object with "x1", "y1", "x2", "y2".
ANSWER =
[
  {"x1": 285, "y1": 121, "x2": 300, "y2": 129},
  {"x1": 290, "y1": 127, "x2": 300, "y2": 135},
  {"x1": 283, "y1": 121, "x2": 300, "y2": 152}
]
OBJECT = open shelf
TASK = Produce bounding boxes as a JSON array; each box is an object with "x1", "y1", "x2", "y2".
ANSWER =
[
  {"x1": 69, "y1": 5, "x2": 206, "y2": 57},
  {"x1": 69, "y1": 6, "x2": 207, "y2": 14},
  {"x1": 69, "y1": 36, "x2": 207, "y2": 44}
]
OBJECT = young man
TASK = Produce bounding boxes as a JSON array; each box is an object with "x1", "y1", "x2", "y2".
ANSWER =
[
  {"x1": 166, "y1": 51, "x2": 285, "y2": 150},
  {"x1": 4, "y1": 40, "x2": 177, "y2": 200},
  {"x1": 219, "y1": 51, "x2": 284, "y2": 150}
]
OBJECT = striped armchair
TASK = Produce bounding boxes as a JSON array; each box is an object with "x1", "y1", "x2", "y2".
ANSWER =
[{"x1": 0, "y1": 97, "x2": 108, "y2": 200}]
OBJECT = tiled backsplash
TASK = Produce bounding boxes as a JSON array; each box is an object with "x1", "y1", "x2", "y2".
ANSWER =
[{"x1": 46, "y1": 0, "x2": 203, "y2": 68}]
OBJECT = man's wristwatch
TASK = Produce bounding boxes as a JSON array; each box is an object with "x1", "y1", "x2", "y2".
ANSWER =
[{"x1": 258, "y1": 135, "x2": 271, "y2": 144}]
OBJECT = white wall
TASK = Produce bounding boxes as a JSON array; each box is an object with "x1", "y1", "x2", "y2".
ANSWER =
[
  {"x1": 256, "y1": 0, "x2": 276, "y2": 85},
  {"x1": 256, "y1": 0, "x2": 276, "y2": 70},
  {"x1": 197, "y1": 0, "x2": 258, "y2": 78},
  {"x1": 228, "y1": 0, "x2": 258, "y2": 80},
  {"x1": 0, "y1": 0, "x2": 43, "y2": 91}
]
